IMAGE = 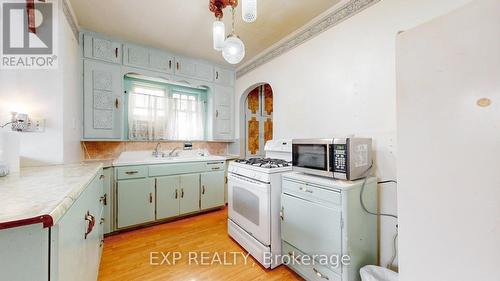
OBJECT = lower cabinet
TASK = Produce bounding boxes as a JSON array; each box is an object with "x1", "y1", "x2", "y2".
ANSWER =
[
  {"x1": 200, "y1": 171, "x2": 225, "y2": 209},
  {"x1": 115, "y1": 162, "x2": 226, "y2": 230},
  {"x1": 117, "y1": 178, "x2": 155, "y2": 228}
]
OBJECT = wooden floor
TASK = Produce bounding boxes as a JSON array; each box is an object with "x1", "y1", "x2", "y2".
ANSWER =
[{"x1": 98, "y1": 208, "x2": 303, "y2": 281}]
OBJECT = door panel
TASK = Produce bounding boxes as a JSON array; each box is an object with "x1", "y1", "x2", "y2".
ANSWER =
[
  {"x1": 83, "y1": 60, "x2": 123, "y2": 139},
  {"x1": 83, "y1": 34, "x2": 121, "y2": 64},
  {"x1": 117, "y1": 178, "x2": 155, "y2": 228},
  {"x1": 281, "y1": 193, "x2": 342, "y2": 269},
  {"x1": 200, "y1": 171, "x2": 225, "y2": 209},
  {"x1": 179, "y1": 174, "x2": 200, "y2": 215},
  {"x1": 124, "y1": 44, "x2": 149, "y2": 68},
  {"x1": 156, "y1": 176, "x2": 180, "y2": 220}
]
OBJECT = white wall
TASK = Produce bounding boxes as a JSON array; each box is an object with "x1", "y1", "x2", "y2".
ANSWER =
[
  {"x1": 0, "y1": 2, "x2": 81, "y2": 166},
  {"x1": 396, "y1": 0, "x2": 500, "y2": 280},
  {"x1": 235, "y1": 0, "x2": 472, "y2": 267}
]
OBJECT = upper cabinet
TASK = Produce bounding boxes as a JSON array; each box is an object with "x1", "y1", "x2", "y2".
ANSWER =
[
  {"x1": 83, "y1": 34, "x2": 122, "y2": 64},
  {"x1": 83, "y1": 60, "x2": 123, "y2": 139},
  {"x1": 123, "y1": 44, "x2": 175, "y2": 74},
  {"x1": 174, "y1": 57, "x2": 214, "y2": 82},
  {"x1": 214, "y1": 67, "x2": 235, "y2": 86},
  {"x1": 212, "y1": 85, "x2": 234, "y2": 140}
]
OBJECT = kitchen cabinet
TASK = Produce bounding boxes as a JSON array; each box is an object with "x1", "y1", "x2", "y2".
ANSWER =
[
  {"x1": 83, "y1": 34, "x2": 122, "y2": 64},
  {"x1": 123, "y1": 43, "x2": 175, "y2": 74},
  {"x1": 212, "y1": 85, "x2": 234, "y2": 140},
  {"x1": 179, "y1": 174, "x2": 201, "y2": 214},
  {"x1": 156, "y1": 176, "x2": 180, "y2": 220},
  {"x1": 200, "y1": 171, "x2": 225, "y2": 209},
  {"x1": 214, "y1": 66, "x2": 235, "y2": 86},
  {"x1": 175, "y1": 56, "x2": 214, "y2": 82},
  {"x1": 114, "y1": 161, "x2": 225, "y2": 230},
  {"x1": 281, "y1": 173, "x2": 378, "y2": 281},
  {"x1": 117, "y1": 178, "x2": 156, "y2": 228},
  {"x1": 83, "y1": 60, "x2": 123, "y2": 139}
]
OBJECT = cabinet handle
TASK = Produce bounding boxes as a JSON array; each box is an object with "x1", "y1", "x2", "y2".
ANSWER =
[
  {"x1": 149, "y1": 192, "x2": 153, "y2": 203},
  {"x1": 100, "y1": 218, "x2": 105, "y2": 225},
  {"x1": 84, "y1": 211, "x2": 95, "y2": 239},
  {"x1": 169, "y1": 60, "x2": 172, "y2": 69},
  {"x1": 299, "y1": 187, "x2": 313, "y2": 193},
  {"x1": 99, "y1": 174, "x2": 104, "y2": 180},
  {"x1": 216, "y1": 71, "x2": 219, "y2": 80},
  {"x1": 100, "y1": 193, "x2": 107, "y2": 206},
  {"x1": 175, "y1": 189, "x2": 178, "y2": 199},
  {"x1": 202, "y1": 185, "x2": 205, "y2": 195},
  {"x1": 212, "y1": 167, "x2": 220, "y2": 170},
  {"x1": 125, "y1": 171, "x2": 138, "y2": 175},
  {"x1": 280, "y1": 206, "x2": 284, "y2": 221},
  {"x1": 225, "y1": 176, "x2": 228, "y2": 184},
  {"x1": 180, "y1": 188, "x2": 184, "y2": 198},
  {"x1": 115, "y1": 47, "x2": 118, "y2": 58},
  {"x1": 176, "y1": 62, "x2": 180, "y2": 71},
  {"x1": 313, "y1": 268, "x2": 329, "y2": 280},
  {"x1": 215, "y1": 110, "x2": 219, "y2": 118},
  {"x1": 115, "y1": 98, "x2": 119, "y2": 109}
]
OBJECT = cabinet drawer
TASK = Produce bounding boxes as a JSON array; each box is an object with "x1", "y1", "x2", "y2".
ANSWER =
[
  {"x1": 283, "y1": 179, "x2": 341, "y2": 207},
  {"x1": 149, "y1": 162, "x2": 207, "y2": 177},
  {"x1": 282, "y1": 242, "x2": 342, "y2": 281},
  {"x1": 115, "y1": 166, "x2": 148, "y2": 180}
]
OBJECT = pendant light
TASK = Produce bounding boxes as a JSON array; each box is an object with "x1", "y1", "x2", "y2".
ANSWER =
[
  {"x1": 212, "y1": 19, "x2": 225, "y2": 51},
  {"x1": 242, "y1": 0, "x2": 257, "y2": 23},
  {"x1": 222, "y1": 7, "x2": 245, "y2": 64}
]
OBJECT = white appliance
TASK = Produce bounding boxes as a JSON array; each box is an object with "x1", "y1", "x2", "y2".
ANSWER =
[{"x1": 227, "y1": 139, "x2": 292, "y2": 269}]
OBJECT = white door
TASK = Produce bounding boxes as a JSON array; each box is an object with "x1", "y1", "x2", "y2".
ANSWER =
[{"x1": 228, "y1": 173, "x2": 271, "y2": 246}]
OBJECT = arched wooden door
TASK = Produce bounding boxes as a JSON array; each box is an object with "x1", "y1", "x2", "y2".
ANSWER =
[{"x1": 245, "y1": 84, "x2": 273, "y2": 158}]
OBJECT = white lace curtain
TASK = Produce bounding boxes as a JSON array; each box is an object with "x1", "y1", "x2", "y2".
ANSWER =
[{"x1": 128, "y1": 92, "x2": 205, "y2": 140}]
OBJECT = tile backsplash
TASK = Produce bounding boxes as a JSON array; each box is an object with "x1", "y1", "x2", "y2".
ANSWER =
[{"x1": 82, "y1": 141, "x2": 229, "y2": 160}]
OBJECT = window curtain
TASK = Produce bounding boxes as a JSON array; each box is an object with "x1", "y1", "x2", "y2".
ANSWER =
[
  {"x1": 167, "y1": 97, "x2": 205, "y2": 140},
  {"x1": 128, "y1": 93, "x2": 205, "y2": 140}
]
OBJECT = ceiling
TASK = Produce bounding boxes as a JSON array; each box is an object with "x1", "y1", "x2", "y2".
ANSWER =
[{"x1": 69, "y1": 0, "x2": 342, "y2": 66}]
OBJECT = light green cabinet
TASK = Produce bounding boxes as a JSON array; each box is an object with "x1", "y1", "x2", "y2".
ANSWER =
[
  {"x1": 179, "y1": 174, "x2": 201, "y2": 215},
  {"x1": 117, "y1": 178, "x2": 155, "y2": 228},
  {"x1": 156, "y1": 176, "x2": 180, "y2": 220},
  {"x1": 200, "y1": 171, "x2": 225, "y2": 209}
]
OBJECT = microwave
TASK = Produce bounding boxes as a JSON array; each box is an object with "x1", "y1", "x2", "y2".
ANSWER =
[{"x1": 292, "y1": 138, "x2": 372, "y2": 180}]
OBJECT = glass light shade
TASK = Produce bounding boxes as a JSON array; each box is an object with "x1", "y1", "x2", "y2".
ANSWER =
[
  {"x1": 242, "y1": 0, "x2": 257, "y2": 23},
  {"x1": 212, "y1": 20, "x2": 225, "y2": 51},
  {"x1": 222, "y1": 35, "x2": 245, "y2": 64}
]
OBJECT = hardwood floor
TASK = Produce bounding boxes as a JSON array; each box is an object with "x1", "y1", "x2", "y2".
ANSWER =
[{"x1": 98, "y1": 208, "x2": 303, "y2": 281}]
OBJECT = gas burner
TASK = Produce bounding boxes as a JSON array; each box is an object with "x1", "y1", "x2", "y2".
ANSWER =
[{"x1": 235, "y1": 158, "x2": 291, "y2": 168}]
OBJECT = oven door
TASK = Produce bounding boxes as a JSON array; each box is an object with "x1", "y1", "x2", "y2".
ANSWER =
[
  {"x1": 228, "y1": 173, "x2": 271, "y2": 246},
  {"x1": 292, "y1": 139, "x2": 332, "y2": 177}
]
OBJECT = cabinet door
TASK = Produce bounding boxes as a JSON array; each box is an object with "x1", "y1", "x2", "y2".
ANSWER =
[
  {"x1": 83, "y1": 60, "x2": 123, "y2": 139},
  {"x1": 281, "y1": 193, "x2": 342, "y2": 265},
  {"x1": 174, "y1": 56, "x2": 196, "y2": 77},
  {"x1": 214, "y1": 67, "x2": 234, "y2": 86},
  {"x1": 213, "y1": 85, "x2": 234, "y2": 140},
  {"x1": 117, "y1": 178, "x2": 155, "y2": 228},
  {"x1": 123, "y1": 44, "x2": 149, "y2": 68},
  {"x1": 179, "y1": 174, "x2": 200, "y2": 215},
  {"x1": 102, "y1": 168, "x2": 112, "y2": 234},
  {"x1": 194, "y1": 62, "x2": 214, "y2": 82},
  {"x1": 150, "y1": 50, "x2": 174, "y2": 74},
  {"x1": 156, "y1": 176, "x2": 180, "y2": 220},
  {"x1": 200, "y1": 171, "x2": 225, "y2": 209},
  {"x1": 83, "y1": 34, "x2": 121, "y2": 64}
]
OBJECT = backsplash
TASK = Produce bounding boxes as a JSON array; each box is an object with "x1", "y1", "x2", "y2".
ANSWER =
[{"x1": 82, "y1": 141, "x2": 229, "y2": 160}]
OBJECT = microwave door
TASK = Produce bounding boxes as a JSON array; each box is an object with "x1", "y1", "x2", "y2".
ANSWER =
[{"x1": 292, "y1": 143, "x2": 331, "y2": 177}]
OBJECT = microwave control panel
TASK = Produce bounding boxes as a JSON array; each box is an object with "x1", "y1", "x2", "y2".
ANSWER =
[{"x1": 332, "y1": 144, "x2": 348, "y2": 173}]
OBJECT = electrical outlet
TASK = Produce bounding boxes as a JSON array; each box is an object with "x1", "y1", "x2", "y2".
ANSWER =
[{"x1": 27, "y1": 118, "x2": 45, "y2": 132}]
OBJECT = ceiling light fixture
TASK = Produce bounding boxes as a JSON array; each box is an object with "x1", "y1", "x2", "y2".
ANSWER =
[
  {"x1": 209, "y1": 0, "x2": 254, "y2": 64},
  {"x1": 242, "y1": 0, "x2": 257, "y2": 23}
]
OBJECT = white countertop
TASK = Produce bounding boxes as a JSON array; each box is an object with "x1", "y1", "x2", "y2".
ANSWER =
[{"x1": 0, "y1": 163, "x2": 102, "y2": 229}]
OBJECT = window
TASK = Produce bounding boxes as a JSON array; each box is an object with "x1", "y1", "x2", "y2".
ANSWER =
[{"x1": 126, "y1": 78, "x2": 206, "y2": 140}]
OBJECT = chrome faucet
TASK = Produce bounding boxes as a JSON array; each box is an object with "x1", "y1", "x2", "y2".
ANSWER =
[
  {"x1": 168, "y1": 147, "x2": 182, "y2": 157},
  {"x1": 152, "y1": 142, "x2": 163, "y2": 157}
]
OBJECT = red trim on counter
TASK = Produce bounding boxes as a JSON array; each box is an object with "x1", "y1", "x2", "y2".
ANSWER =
[{"x1": 0, "y1": 215, "x2": 54, "y2": 230}]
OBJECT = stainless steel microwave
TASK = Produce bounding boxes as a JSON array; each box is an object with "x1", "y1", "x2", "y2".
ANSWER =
[{"x1": 292, "y1": 138, "x2": 372, "y2": 180}]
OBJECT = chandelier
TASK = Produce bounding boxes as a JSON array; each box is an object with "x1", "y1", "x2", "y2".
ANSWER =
[{"x1": 209, "y1": 0, "x2": 257, "y2": 64}]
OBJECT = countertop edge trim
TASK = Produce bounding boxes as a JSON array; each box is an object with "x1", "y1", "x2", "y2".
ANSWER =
[{"x1": 0, "y1": 215, "x2": 54, "y2": 230}]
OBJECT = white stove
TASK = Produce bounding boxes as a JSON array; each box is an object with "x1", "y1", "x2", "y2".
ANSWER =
[{"x1": 227, "y1": 140, "x2": 292, "y2": 269}]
